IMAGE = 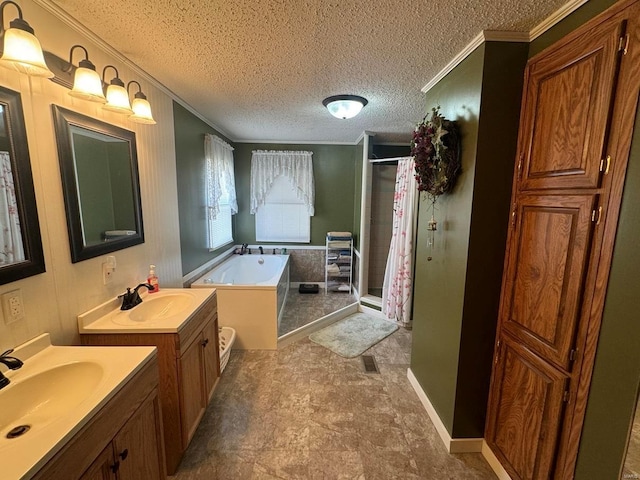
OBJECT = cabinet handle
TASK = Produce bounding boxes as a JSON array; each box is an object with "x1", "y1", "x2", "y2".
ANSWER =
[
  {"x1": 201, "y1": 338, "x2": 209, "y2": 347},
  {"x1": 110, "y1": 461, "x2": 120, "y2": 473},
  {"x1": 119, "y1": 448, "x2": 129, "y2": 461}
]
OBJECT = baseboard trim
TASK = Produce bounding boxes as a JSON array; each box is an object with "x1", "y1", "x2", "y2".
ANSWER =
[
  {"x1": 482, "y1": 441, "x2": 513, "y2": 480},
  {"x1": 406, "y1": 368, "x2": 483, "y2": 453}
]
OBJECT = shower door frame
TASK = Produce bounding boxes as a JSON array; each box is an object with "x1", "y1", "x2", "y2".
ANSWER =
[{"x1": 357, "y1": 135, "x2": 419, "y2": 313}]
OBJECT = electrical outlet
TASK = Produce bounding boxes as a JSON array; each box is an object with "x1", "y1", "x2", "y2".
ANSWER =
[{"x1": 2, "y1": 289, "x2": 25, "y2": 324}]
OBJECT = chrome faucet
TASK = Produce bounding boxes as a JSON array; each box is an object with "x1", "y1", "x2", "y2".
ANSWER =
[
  {"x1": 240, "y1": 243, "x2": 249, "y2": 255},
  {"x1": 0, "y1": 349, "x2": 23, "y2": 390},
  {"x1": 119, "y1": 283, "x2": 154, "y2": 310}
]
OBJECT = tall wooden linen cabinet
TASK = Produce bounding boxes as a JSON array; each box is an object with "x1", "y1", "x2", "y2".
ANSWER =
[{"x1": 485, "y1": 0, "x2": 640, "y2": 478}]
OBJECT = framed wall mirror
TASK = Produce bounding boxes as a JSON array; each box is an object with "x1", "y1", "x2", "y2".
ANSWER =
[
  {"x1": 52, "y1": 106, "x2": 144, "y2": 263},
  {"x1": 0, "y1": 86, "x2": 45, "y2": 284}
]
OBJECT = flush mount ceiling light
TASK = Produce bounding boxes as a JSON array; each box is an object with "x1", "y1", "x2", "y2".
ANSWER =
[
  {"x1": 322, "y1": 95, "x2": 368, "y2": 119},
  {"x1": 0, "y1": 0, "x2": 53, "y2": 77},
  {"x1": 67, "y1": 45, "x2": 106, "y2": 103}
]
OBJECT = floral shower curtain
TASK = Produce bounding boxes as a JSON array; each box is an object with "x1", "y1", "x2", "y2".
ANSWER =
[
  {"x1": 382, "y1": 157, "x2": 417, "y2": 327},
  {"x1": 0, "y1": 151, "x2": 24, "y2": 265}
]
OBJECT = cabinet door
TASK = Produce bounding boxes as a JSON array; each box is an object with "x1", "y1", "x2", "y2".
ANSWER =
[
  {"x1": 486, "y1": 335, "x2": 568, "y2": 480},
  {"x1": 80, "y1": 445, "x2": 116, "y2": 480},
  {"x1": 501, "y1": 194, "x2": 595, "y2": 370},
  {"x1": 112, "y1": 395, "x2": 164, "y2": 480},
  {"x1": 518, "y1": 18, "x2": 624, "y2": 191},
  {"x1": 178, "y1": 334, "x2": 206, "y2": 448},
  {"x1": 202, "y1": 318, "x2": 220, "y2": 402}
]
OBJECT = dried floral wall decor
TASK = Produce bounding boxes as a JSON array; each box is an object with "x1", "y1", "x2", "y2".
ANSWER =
[
  {"x1": 410, "y1": 106, "x2": 461, "y2": 198},
  {"x1": 410, "y1": 107, "x2": 461, "y2": 255}
]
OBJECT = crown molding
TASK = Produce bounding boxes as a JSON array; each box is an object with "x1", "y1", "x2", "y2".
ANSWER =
[
  {"x1": 32, "y1": 0, "x2": 232, "y2": 140},
  {"x1": 421, "y1": 0, "x2": 590, "y2": 94},
  {"x1": 421, "y1": 31, "x2": 486, "y2": 93},
  {"x1": 530, "y1": 0, "x2": 589, "y2": 40},
  {"x1": 236, "y1": 139, "x2": 360, "y2": 146}
]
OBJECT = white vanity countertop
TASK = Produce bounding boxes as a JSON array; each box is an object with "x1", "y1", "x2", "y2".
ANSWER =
[
  {"x1": 0, "y1": 333, "x2": 156, "y2": 480},
  {"x1": 78, "y1": 287, "x2": 216, "y2": 334}
]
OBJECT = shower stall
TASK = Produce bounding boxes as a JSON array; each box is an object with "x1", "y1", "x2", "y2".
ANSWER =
[
  {"x1": 359, "y1": 142, "x2": 414, "y2": 307},
  {"x1": 368, "y1": 161, "x2": 398, "y2": 297}
]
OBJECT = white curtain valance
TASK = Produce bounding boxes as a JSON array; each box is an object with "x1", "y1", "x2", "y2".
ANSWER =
[
  {"x1": 205, "y1": 134, "x2": 237, "y2": 220},
  {"x1": 250, "y1": 150, "x2": 315, "y2": 216}
]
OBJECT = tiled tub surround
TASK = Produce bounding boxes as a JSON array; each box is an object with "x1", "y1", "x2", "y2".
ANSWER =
[
  {"x1": 191, "y1": 255, "x2": 290, "y2": 349},
  {"x1": 286, "y1": 248, "x2": 326, "y2": 283},
  {"x1": 173, "y1": 328, "x2": 496, "y2": 479}
]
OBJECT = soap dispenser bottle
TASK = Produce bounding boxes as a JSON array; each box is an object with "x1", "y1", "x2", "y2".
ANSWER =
[{"x1": 148, "y1": 264, "x2": 159, "y2": 293}]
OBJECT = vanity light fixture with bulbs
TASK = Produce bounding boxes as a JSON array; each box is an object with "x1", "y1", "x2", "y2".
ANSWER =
[{"x1": 0, "y1": 0, "x2": 156, "y2": 125}]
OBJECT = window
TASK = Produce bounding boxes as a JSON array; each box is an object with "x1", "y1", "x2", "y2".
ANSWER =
[
  {"x1": 208, "y1": 182, "x2": 234, "y2": 249},
  {"x1": 205, "y1": 134, "x2": 237, "y2": 250},
  {"x1": 255, "y1": 175, "x2": 310, "y2": 242},
  {"x1": 250, "y1": 150, "x2": 314, "y2": 243}
]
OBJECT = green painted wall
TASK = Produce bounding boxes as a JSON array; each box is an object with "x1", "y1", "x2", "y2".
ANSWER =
[
  {"x1": 173, "y1": 102, "x2": 235, "y2": 276},
  {"x1": 454, "y1": 41, "x2": 528, "y2": 437},
  {"x1": 411, "y1": 46, "x2": 485, "y2": 434},
  {"x1": 410, "y1": 41, "x2": 528, "y2": 438},
  {"x1": 527, "y1": 0, "x2": 640, "y2": 477},
  {"x1": 232, "y1": 143, "x2": 357, "y2": 245}
]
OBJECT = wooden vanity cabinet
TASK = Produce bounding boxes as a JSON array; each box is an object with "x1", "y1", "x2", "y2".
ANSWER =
[
  {"x1": 33, "y1": 356, "x2": 166, "y2": 480},
  {"x1": 79, "y1": 393, "x2": 163, "y2": 480},
  {"x1": 80, "y1": 292, "x2": 220, "y2": 475}
]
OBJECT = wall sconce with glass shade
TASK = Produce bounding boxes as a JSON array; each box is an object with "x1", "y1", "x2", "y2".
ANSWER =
[
  {"x1": 66, "y1": 45, "x2": 106, "y2": 103},
  {"x1": 102, "y1": 65, "x2": 132, "y2": 114},
  {"x1": 322, "y1": 95, "x2": 368, "y2": 119},
  {"x1": 0, "y1": 0, "x2": 53, "y2": 77},
  {"x1": 127, "y1": 80, "x2": 156, "y2": 124}
]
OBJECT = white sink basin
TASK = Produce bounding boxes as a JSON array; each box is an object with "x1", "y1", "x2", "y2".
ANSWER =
[
  {"x1": 78, "y1": 288, "x2": 215, "y2": 333},
  {"x1": 0, "y1": 334, "x2": 155, "y2": 480},
  {"x1": 0, "y1": 361, "x2": 103, "y2": 433},
  {"x1": 122, "y1": 293, "x2": 194, "y2": 324}
]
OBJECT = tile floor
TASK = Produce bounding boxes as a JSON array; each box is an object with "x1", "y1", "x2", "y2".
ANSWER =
[
  {"x1": 278, "y1": 290, "x2": 357, "y2": 337},
  {"x1": 173, "y1": 321, "x2": 496, "y2": 478}
]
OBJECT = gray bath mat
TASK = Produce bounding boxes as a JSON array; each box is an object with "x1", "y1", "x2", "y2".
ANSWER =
[{"x1": 309, "y1": 312, "x2": 398, "y2": 358}]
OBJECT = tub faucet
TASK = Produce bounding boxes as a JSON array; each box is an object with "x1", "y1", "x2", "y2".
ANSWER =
[
  {"x1": 259, "y1": 246, "x2": 264, "y2": 255},
  {"x1": 240, "y1": 243, "x2": 249, "y2": 255},
  {"x1": 119, "y1": 283, "x2": 154, "y2": 310},
  {"x1": 0, "y1": 349, "x2": 23, "y2": 390}
]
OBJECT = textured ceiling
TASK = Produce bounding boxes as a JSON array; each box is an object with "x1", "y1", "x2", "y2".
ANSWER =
[{"x1": 48, "y1": 0, "x2": 568, "y2": 143}]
